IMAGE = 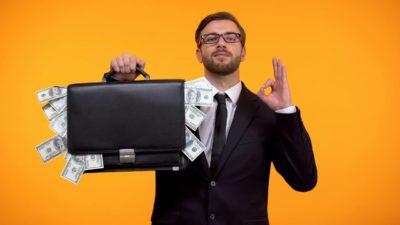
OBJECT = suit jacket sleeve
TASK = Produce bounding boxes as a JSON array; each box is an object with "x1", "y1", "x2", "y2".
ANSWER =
[{"x1": 271, "y1": 107, "x2": 318, "y2": 192}]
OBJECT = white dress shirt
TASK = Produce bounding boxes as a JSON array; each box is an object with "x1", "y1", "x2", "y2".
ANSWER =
[{"x1": 198, "y1": 77, "x2": 296, "y2": 166}]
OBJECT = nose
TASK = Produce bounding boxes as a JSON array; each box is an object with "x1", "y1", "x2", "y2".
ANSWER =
[{"x1": 216, "y1": 35, "x2": 227, "y2": 47}]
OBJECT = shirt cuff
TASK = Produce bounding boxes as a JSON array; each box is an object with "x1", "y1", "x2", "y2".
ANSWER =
[{"x1": 275, "y1": 105, "x2": 297, "y2": 114}]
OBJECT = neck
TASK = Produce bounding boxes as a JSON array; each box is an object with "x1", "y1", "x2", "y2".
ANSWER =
[{"x1": 204, "y1": 69, "x2": 240, "y2": 92}]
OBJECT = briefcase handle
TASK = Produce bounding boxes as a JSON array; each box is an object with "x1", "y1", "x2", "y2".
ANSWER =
[
  {"x1": 133, "y1": 66, "x2": 151, "y2": 80},
  {"x1": 104, "y1": 64, "x2": 151, "y2": 81}
]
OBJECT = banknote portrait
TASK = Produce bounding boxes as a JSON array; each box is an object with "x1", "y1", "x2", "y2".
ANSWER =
[{"x1": 186, "y1": 88, "x2": 201, "y2": 104}]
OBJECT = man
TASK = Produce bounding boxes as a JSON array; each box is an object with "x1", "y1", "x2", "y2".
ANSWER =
[{"x1": 104, "y1": 11, "x2": 317, "y2": 225}]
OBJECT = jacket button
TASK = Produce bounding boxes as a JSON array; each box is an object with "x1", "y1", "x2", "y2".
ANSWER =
[
  {"x1": 210, "y1": 180, "x2": 216, "y2": 187},
  {"x1": 209, "y1": 213, "x2": 216, "y2": 220}
]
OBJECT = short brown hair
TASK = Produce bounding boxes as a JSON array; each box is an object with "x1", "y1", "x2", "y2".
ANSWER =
[{"x1": 195, "y1": 11, "x2": 246, "y2": 47}]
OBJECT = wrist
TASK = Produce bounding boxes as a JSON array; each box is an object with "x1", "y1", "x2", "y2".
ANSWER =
[{"x1": 275, "y1": 105, "x2": 296, "y2": 114}]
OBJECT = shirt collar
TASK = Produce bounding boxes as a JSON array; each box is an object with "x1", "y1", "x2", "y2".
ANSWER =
[{"x1": 203, "y1": 77, "x2": 242, "y2": 107}]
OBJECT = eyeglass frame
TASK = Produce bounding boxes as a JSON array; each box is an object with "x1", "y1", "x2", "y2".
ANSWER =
[{"x1": 198, "y1": 32, "x2": 243, "y2": 46}]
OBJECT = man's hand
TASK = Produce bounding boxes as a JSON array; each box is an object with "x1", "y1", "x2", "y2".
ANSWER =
[
  {"x1": 110, "y1": 53, "x2": 146, "y2": 81},
  {"x1": 257, "y1": 57, "x2": 293, "y2": 111}
]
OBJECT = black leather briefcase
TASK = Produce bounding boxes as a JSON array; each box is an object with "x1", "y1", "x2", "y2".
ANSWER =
[{"x1": 66, "y1": 79, "x2": 188, "y2": 172}]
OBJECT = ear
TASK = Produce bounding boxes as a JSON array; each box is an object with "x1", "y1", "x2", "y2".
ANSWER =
[
  {"x1": 240, "y1": 46, "x2": 246, "y2": 62},
  {"x1": 196, "y1": 48, "x2": 203, "y2": 63}
]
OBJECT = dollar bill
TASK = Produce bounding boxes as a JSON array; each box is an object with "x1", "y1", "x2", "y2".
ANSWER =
[
  {"x1": 42, "y1": 103, "x2": 59, "y2": 120},
  {"x1": 49, "y1": 96, "x2": 67, "y2": 113},
  {"x1": 182, "y1": 127, "x2": 206, "y2": 161},
  {"x1": 185, "y1": 105, "x2": 206, "y2": 131},
  {"x1": 49, "y1": 111, "x2": 67, "y2": 137},
  {"x1": 36, "y1": 135, "x2": 67, "y2": 163},
  {"x1": 64, "y1": 152, "x2": 71, "y2": 161},
  {"x1": 36, "y1": 86, "x2": 67, "y2": 103},
  {"x1": 61, "y1": 136, "x2": 68, "y2": 147},
  {"x1": 185, "y1": 77, "x2": 212, "y2": 89},
  {"x1": 184, "y1": 87, "x2": 213, "y2": 107},
  {"x1": 84, "y1": 154, "x2": 104, "y2": 170},
  {"x1": 61, "y1": 155, "x2": 85, "y2": 184},
  {"x1": 65, "y1": 153, "x2": 84, "y2": 162},
  {"x1": 65, "y1": 152, "x2": 103, "y2": 170},
  {"x1": 74, "y1": 155, "x2": 85, "y2": 162}
]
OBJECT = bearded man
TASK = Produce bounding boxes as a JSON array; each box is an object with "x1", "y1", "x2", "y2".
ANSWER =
[{"x1": 104, "y1": 11, "x2": 317, "y2": 225}]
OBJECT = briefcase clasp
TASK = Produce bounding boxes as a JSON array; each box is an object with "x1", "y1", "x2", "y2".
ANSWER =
[{"x1": 119, "y1": 149, "x2": 135, "y2": 164}]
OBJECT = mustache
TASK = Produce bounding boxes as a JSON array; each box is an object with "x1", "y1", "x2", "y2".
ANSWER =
[{"x1": 212, "y1": 49, "x2": 232, "y2": 56}]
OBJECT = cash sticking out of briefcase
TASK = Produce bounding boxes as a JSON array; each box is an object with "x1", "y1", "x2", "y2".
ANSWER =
[
  {"x1": 35, "y1": 73, "x2": 213, "y2": 184},
  {"x1": 67, "y1": 79, "x2": 187, "y2": 172}
]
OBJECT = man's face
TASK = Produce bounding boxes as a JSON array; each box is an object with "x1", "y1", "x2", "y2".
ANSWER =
[{"x1": 196, "y1": 20, "x2": 246, "y2": 76}]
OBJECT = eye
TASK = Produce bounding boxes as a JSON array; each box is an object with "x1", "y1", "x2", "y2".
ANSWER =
[
  {"x1": 224, "y1": 33, "x2": 239, "y2": 42},
  {"x1": 225, "y1": 35, "x2": 236, "y2": 42},
  {"x1": 204, "y1": 35, "x2": 219, "y2": 43}
]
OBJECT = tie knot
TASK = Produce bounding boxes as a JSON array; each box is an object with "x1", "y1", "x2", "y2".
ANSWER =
[{"x1": 215, "y1": 93, "x2": 227, "y2": 105}]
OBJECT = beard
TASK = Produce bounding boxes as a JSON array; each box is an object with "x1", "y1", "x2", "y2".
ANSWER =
[{"x1": 202, "y1": 50, "x2": 242, "y2": 76}]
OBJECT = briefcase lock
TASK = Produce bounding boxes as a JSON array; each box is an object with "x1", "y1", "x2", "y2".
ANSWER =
[{"x1": 119, "y1": 149, "x2": 135, "y2": 164}]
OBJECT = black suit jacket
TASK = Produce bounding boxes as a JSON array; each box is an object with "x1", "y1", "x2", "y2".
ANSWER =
[{"x1": 151, "y1": 83, "x2": 317, "y2": 225}]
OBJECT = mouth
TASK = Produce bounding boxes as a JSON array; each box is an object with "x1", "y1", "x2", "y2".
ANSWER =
[{"x1": 212, "y1": 51, "x2": 231, "y2": 58}]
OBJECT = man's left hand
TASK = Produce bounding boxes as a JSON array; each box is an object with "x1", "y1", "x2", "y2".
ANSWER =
[{"x1": 257, "y1": 57, "x2": 293, "y2": 111}]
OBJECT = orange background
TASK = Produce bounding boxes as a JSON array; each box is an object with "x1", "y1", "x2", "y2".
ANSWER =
[{"x1": 0, "y1": 0, "x2": 399, "y2": 224}]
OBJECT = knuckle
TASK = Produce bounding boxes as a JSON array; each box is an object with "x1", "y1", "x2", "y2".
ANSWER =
[{"x1": 117, "y1": 60, "x2": 124, "y2": 67}]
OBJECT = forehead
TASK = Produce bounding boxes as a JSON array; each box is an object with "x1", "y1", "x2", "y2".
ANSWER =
[{"x1": 201, "y1": 20, "x2": 240, "y2": 35}]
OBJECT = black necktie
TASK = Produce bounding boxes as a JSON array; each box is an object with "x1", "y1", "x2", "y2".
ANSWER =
[{"x1": 211, "y1": 93, "x2": 227, "y2": 174}]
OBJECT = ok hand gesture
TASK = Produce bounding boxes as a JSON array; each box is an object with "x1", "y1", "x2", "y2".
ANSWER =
[{"x1": 257, "y1": 57, "x2": 293, "y2": 111}]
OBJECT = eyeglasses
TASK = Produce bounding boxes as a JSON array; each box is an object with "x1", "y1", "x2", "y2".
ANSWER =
[{"x1": 200, "y1": 32, "x2": 242, "y2": 45}]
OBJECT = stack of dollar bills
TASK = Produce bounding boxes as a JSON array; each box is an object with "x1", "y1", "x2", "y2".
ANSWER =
[
  {"x1": 182, "y1": 77, "x2": 213, "y2": 161},
  {"x1": 35, "y1": 86, "x2": 104, "y2": 185},
  {"x1": 35, "y1": 78, "x2": 213, "y2": 185}
]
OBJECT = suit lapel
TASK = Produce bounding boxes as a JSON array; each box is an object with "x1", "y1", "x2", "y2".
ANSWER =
[{"x1": 214, "y1": 83, "x2": 260, "y2": 178}]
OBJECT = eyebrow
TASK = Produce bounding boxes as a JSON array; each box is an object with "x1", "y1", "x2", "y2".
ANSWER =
[{"x1": 201, "y1": 31, "x2": 239, "y2": 35}]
